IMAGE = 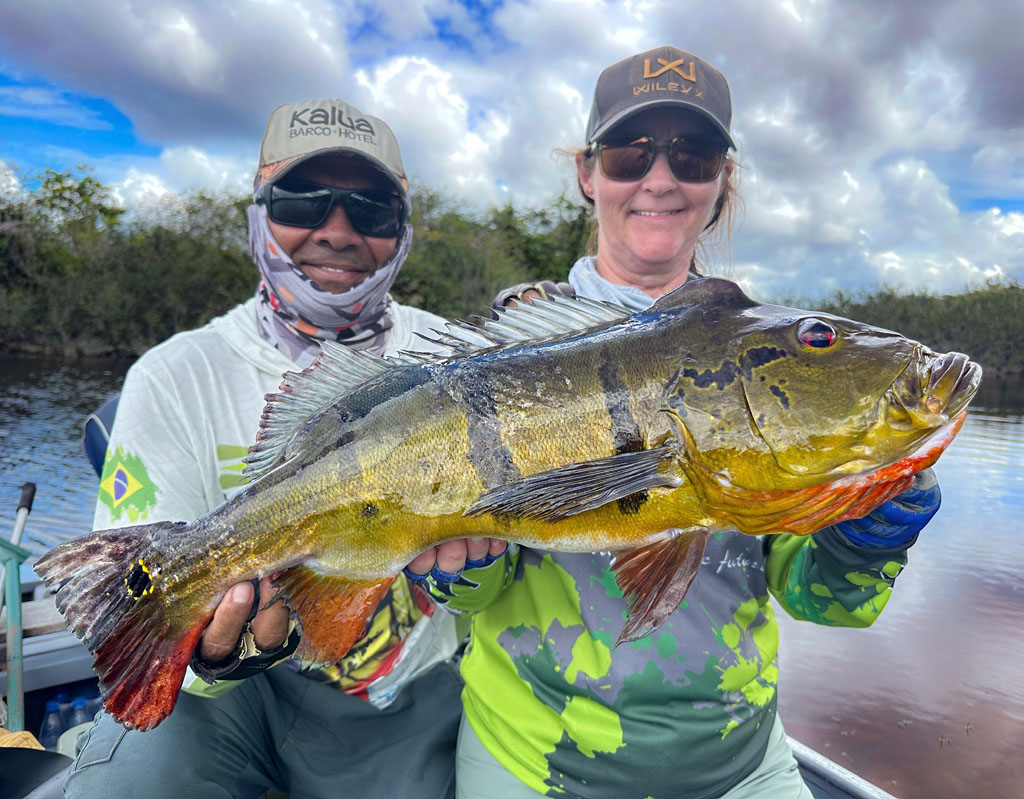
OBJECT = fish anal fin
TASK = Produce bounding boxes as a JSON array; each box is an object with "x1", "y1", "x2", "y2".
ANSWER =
[
  {"x1": 465, "y1": 446, "x2": 679, "y2": 522},
  {"x1": 274, "y1": 567, "x2": 395, "y2": 665},
  {"x1": 612, "y1": 528, "x2": 709, "y2": 645},
  {"x1": 99, "y1": 619, "x2": 206, "y2": 731}
]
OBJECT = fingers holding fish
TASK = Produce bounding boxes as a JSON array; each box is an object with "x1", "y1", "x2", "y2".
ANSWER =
[
  {"x1": 404, "y1": 539, "x2": 473, "y2": 583},
  {"x1": 198, "y1": 576, "x2": 289, "y2": 663},
  {"x1": 402, "y1": 538, "x2": 509, "y2": 582},
  {"x1": 404, "y1": 547, "x2": 440, "y2": 580},
  {"x1": 198, "y1": 581, "x2": 254, "y2": 663},
  {"x1": 462, "y1": 537, "x2": 509, "y2": 569},
  {"x1": 250, "y1": 576, "x2": 290, "y2": 650}
]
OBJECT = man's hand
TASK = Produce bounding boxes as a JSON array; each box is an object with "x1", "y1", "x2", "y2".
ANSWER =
[
  {"x1": 404, "y1": 538, "x2": 508, "y2": 584},
  {"x1": 492, "y1": 280, "x2": 574, "y2": 314},
  {"x1": 199, "y1": 576, "x2": 291, "y2": 663},
  {"x1": 835, "y1": 468, "x2": 941, "y2": 549}
]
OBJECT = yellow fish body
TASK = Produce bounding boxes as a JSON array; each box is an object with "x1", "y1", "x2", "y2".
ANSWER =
[{"x1": 36, "y1": 278, "x2": 980, "y2": 730}]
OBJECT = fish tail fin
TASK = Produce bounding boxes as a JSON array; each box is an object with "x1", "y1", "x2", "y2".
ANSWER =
[
  {"x1": 35, "y1": 521, "x2": 207, "y2": 730},
  {"x1": 272, "y1": 566, "x2": 395, "y2": 665},
  {"x1": 612, "y1": 527, "x2": 709, "y2": 646}
]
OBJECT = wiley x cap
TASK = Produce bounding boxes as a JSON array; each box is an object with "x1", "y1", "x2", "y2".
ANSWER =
[
  {"x1": 585, "y1": 45, "x2": 735, "y2": 149},
  {"x1": 256, "y1": 98, "x2": 409, "y2": 197}
]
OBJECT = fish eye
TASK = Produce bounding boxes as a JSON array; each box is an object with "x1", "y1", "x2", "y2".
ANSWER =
[{"x1": 797, "y1": 319, "x2": 837, "y2": 349}]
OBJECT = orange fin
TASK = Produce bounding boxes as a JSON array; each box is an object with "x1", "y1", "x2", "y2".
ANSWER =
[
  {"x1": 99, "y1": 618, "x2": 206, "y2": 731},
  {"x1": 273, "y1": 567, "x2": 395, "y2": 665},
  {"x1": 612, "y1": 528, "x2": 708, "y2": 645}
]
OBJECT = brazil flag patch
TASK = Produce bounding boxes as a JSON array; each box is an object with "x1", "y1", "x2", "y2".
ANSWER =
[{"x1": 99, "y1": 446, "x2": 159, "y2": 521}]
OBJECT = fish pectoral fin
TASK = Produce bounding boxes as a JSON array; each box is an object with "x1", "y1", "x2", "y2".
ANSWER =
[
  {"x1": 464, "y1": 446, "x2": 679, "y2": 522},
  {"x1": 611, "y1": 527, "x2": 709, "y2": 645},
  {"x1": 273, "y1": 567, "x2": 395, "y2": 666}
]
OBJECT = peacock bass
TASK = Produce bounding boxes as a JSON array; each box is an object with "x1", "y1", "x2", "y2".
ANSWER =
[{"x1": 35, "y1": 277, "x2": 981, "y2": 731}]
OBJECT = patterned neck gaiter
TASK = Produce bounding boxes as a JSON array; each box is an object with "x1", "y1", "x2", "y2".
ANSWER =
[{"x1": 247, "y1": 202, "x2": 411, "y2": 365}]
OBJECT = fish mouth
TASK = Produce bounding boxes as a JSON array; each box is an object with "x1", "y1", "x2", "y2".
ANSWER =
[{"x1": 885, "y1": 349, "x2": 981, "y2": 430}]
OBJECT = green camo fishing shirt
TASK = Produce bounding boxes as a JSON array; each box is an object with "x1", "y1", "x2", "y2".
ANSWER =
[{"x1": 431, "y1": 531, "x2": 912, "y2": 799}]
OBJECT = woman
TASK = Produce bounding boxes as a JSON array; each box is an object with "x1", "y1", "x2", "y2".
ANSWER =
[{"x1": 411, "y1": 45, "x2": 939, "y2": 799}]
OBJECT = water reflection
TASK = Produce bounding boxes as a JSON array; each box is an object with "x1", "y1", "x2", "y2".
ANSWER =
[
  {"x1": 0, "y1": 356, "x2": 129, "y2": 585},
  {"x1": 778, "y1": 390, "x2": 1024, "y2": 798}
]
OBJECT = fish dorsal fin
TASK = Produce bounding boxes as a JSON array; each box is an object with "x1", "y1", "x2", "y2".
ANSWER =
[
  {"x1": 244, "y1": 342, "x2": 419, "y2": 480},
  {"x1": 416, "y1": 294, "x2": 631, "y2": 357},
  {"x1": 650, "y1": 277, "x2": 757, "y2": 312},
  {"x1": 245, "y1": 295, "x2": 630, "y2": 479}
]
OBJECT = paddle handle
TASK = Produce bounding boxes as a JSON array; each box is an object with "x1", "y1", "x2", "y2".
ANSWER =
[{"x1": 17, "y1": 482, "x2": 36, "y2": 514}]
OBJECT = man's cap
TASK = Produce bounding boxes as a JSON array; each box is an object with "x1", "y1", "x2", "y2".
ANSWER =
[
  {"x1": 585, "y1": 46, "x2": 735, "y2": 149},
  {"x1": 256, "y1": 98, "x2": 408, "y2": 197}
]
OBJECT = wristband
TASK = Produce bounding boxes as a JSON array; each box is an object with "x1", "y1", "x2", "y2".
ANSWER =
[{"x1": 191, "y1": 626, "x2": 300, "y2": 683}]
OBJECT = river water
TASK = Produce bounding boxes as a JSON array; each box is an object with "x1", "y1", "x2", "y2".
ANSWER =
[{"x1": 0, "y1": 356, "x2": 1021, "y2": 798}]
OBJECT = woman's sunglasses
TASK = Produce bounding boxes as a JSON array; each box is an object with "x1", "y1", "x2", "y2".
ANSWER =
[
  {"x1": 590, "y1": 136, "x2": 727, "y2": 183},
  {"x1": 257, "y1": 180, "x2": 406, "y2": 238}
]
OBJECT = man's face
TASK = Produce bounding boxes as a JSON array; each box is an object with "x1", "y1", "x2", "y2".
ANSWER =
[{"x1": 267, "y1": 154, "x2": 400, "y2": 294}]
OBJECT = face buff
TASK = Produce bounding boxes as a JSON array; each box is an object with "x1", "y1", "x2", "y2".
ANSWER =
[{"x1": 248, "y1": 202, "x2": 412, "y2": 365}]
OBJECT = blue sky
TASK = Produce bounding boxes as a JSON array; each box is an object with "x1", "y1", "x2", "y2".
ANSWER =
[{"x1": 1, "y1": 0, "x2": 1022, "y2": 299}]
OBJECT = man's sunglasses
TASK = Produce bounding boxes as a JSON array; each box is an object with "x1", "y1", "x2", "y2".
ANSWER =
[
  {"x1": 257, "y1": 180, "x2": 406, "y2": 238},
  {"x1": 590, "y1": 136, "x2": 727, "y2": 183}
]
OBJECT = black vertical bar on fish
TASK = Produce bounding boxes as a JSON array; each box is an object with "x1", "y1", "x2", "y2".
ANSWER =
[
  {"x1": 430, "y1": 355, "x2": 523, "y2": 489},
  {"x1": 597, "y1": 345, "x2": 650, "y2": 515}
]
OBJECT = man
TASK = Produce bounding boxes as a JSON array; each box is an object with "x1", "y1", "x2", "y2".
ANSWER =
[{"x1": 68, "y1": 98, "x2": 462, "y2": 799}]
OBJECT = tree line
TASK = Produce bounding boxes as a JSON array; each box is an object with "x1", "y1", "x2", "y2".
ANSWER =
[{"x1": 1, "y1": 166, "x2": 1021, "y2": 376}]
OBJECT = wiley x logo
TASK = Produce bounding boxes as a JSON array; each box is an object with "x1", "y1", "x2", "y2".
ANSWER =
[
  {"x1": 643, "y1": 58, "x2": 696, "y2": 82},
  {"x1": 290, "y1": 107, "x2": 375, "y2": 134}
]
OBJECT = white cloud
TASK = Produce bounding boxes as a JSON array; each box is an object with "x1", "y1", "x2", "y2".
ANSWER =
[
  {"x1": 0, "y1": 159, "x2": 21, "y2": 195},
  {"x1": 102, "y1": 146, "x2": 253, "y2": 205},
  {"x1": 0, "y1": 85, "x2": 111, "y2": 130}
]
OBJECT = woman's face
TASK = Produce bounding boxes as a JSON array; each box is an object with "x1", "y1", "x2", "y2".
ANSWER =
[{"x1": 577, "y1": 107, "x2": 732, "y2": 297}]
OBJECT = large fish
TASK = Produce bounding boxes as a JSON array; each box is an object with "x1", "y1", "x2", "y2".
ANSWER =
[{"x1": 36, "y1": 278, "x2": 980, "y2": 730}]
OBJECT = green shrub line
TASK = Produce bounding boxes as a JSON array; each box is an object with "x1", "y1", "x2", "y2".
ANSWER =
[{"x1": 2, "y1": 166, "x2": 1021, "y2": 376}]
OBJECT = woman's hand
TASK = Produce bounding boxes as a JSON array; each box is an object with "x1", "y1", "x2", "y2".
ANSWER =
[
  {"x1": 835, "y1": 468, "x2": 941, "y2": 549},
  {"x1": 198, "y1": 576, "x2": 291, "y2": 663},
  {"x1": 404, "y1": 538, "x2": 509, "y2": 583}
]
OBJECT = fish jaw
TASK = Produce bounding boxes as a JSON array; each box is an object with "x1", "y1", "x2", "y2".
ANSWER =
[
  {"x1": 680, "y1": 410, "x2": 967, "y2": 536},
  {"x1": 886, "y1": 349, "x2": 981, "y2": 430}
]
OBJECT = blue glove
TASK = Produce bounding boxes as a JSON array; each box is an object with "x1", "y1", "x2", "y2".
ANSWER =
[
  {"x1": 402, "y1": 564, "x2": 464, "y2": 584},
  {"x1": 834, "y1": 468, "x2": 941, "y2": 549}
]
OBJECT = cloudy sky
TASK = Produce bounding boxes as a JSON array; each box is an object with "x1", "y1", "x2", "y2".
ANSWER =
[{"x1": 1, "y1": 0, "x2": 1022, "y2": 299}]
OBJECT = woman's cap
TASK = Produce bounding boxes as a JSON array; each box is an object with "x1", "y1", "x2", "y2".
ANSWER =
[
  {"x1": 255, "y1": 98, "x2": 409, "y2": 196},
  {"x1": 585, "y1": 46, "x2": 735, "y2": 149}
]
